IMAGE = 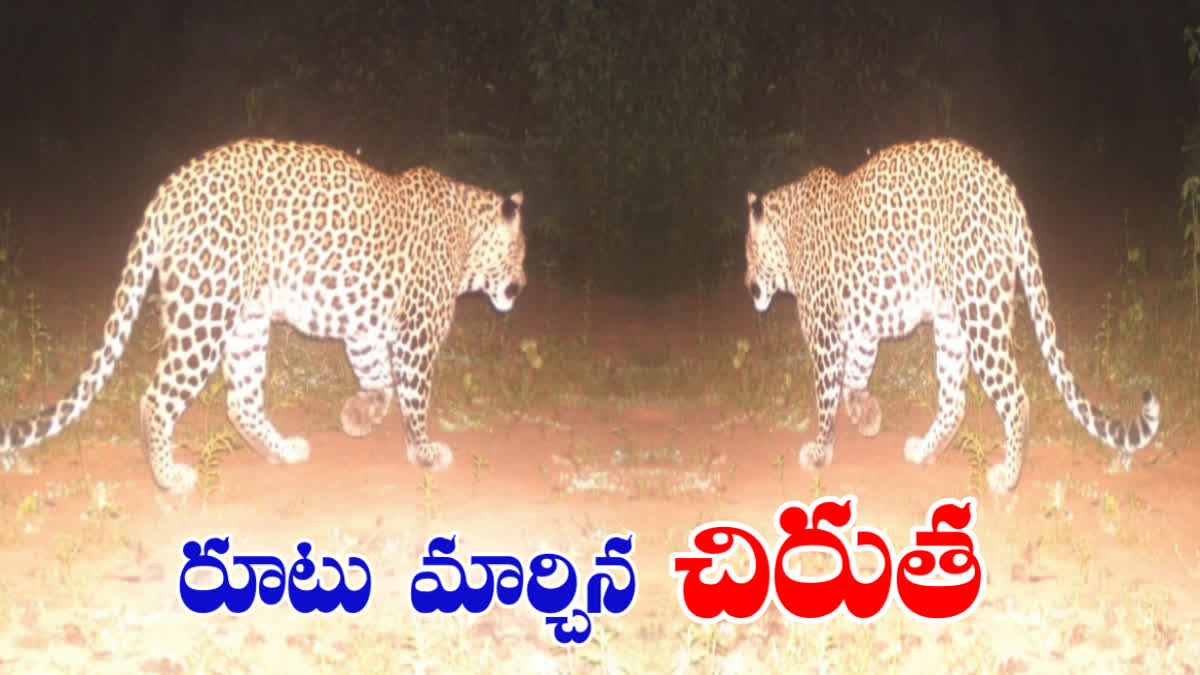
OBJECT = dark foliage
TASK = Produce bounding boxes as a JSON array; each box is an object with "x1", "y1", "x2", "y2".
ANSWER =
[{"x1": 0, "y1": 0, "x2": 1193, "y2": 295}]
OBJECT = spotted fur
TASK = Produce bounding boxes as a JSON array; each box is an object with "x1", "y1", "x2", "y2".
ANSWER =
[
  {"x1": 745, "y1": 138, "x2": 1159, "y2": 493},
  {"x1": 1, "y1": 139, "x2": 527, "y2": 493}
]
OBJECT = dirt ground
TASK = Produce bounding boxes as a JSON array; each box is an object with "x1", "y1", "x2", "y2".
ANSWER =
[{"x1": 1, "y1": 213, "x2": 1198, "y2": 674}]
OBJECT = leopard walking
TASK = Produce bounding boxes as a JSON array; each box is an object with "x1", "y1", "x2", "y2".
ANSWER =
[
  {"x1": 1, "y1": 139, "x2": 527, "y2": 493},
  {"x1": 744, "y1": 138, "x2": 1159, "y2": 492}
]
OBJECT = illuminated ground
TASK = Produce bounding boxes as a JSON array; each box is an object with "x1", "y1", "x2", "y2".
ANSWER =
[{"x1": 1, "y1": 216, "x2": 1197, "y2": 674}]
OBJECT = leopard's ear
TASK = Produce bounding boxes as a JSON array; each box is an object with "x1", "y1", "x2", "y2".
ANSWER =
[
  {"x1": 501, "y1": 191, "x2": 523, "y2": 222},
  {"x1": 747, "y1": 192, "x2": 764, "y2": 227}
]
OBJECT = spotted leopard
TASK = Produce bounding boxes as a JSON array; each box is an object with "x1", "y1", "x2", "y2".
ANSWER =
[
  {"x1": 1, "y1": 138, "x2": 527, "y2": 493},
  {"x1": 745, "y1": 138, "x2": 1159, "y2": 493}
]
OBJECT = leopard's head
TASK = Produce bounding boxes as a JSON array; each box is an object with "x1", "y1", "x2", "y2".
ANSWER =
[
  {"x1": 744, "y1": 191, "x2": 791, "y2": 312},
  {"x1": 464, "y1": 191, "x2": 526, "y2": 312}
]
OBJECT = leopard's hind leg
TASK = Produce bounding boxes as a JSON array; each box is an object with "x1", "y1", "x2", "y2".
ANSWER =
[{"x1": 222, "y1": 296, "x2": 311, "y2": 466}]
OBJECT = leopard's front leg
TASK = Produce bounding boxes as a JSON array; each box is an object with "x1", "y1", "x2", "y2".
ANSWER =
[
  {"x1": 798, "y1": 321, "x2": 845, "y2": 470},
  {"x1": 842, "y1": 334, "x2": 882, "y2": 437},
  {"x1": 341, "y1": 335, "x2": 393, "y2": 437},
  {"x1": 392, "y1": 309, "x2": 453, "y2": 471}
]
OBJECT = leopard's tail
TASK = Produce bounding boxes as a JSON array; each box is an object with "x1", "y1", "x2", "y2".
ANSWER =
[
  {"x1": 1, "y1": 213, "x2": 161, "y2": 463},
  {"x1": 1015, "y1": 214, "x2": 1159, "y2": 456}
]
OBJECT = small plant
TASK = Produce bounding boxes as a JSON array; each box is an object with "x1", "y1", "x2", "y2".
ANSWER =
[
  {"x1": 418, "y1": 471, "x2": 439, "y2": 522},
  {"x1": 23, "y1": 290, "x2": 52, "y2": 384},
  {"x1": 1116, "y1": 241, "x2": 1148, "y2": 344},
  {"x1": 472, "y1": 452, "x2": 489, "y2": 489},
  {"x1": 1180, "y1": 174, "x2": 1200, "y2": 340},
  {"x1": 956, "y1": 429, "x2": 987, "y2": 495},
  {"x1": 17, "y1": 493, "x2": 42, "y2": 516},
  {"x1": 0, "y1": 208, "x2": 18, "y2": 308},
  {"x1": 580, "y1": 279, "x2": 594, "y2": 349},
  {"x1": 1182, "y1": 24, "x2": 1200, "y2": 335},
  {"x1": 1100, "y1": 493, "x2": 1121, "y2": 517},
  {"x1": 516, "y1": 337, "x2": 544, "y2": 406},
  {"x1": 55, "y1": 535, "x2": 85, "y2": 584},
  {"x1": 772, "y1": 450, "x2": 786, "y2": 495},
  {"x1": 197, "y1": 430, "x2": 238, "y2": 499},
  {"x1": 82, "y1": 479, "x2": 123, "y2": 521},
  {"x1": 809, "y1": 472, "x2": 825, "y2": 503},
  {"x1": 1094, "y1": 240, "x2": 1150, "y2": 389},
  {"x1": 1122, "y1": 490, "x2": 1147, "y2": 512},
  {"x1": 1070, "y1": 536, "x2": 1094, "y2": 583},
  {"x1": 520, "y1": 338, "x2": 544, "y2": 370},
  {"x1": 730, "y1": 333, "x2": 788, "y2": 414},
  {"x1": 731, "y1": 338, "x2": 750, "y2": 370},
  {"x1": 1095, "y1": 291, "x2": 1117, "y2": 382}
]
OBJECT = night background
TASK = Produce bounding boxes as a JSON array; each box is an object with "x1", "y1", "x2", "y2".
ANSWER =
[
  {"x1": 2, "y1": 0, "x2": 1197, "y2": 293},
  {"x1": 3, "y1": 2, "x2": 1200, "y2": 672}
]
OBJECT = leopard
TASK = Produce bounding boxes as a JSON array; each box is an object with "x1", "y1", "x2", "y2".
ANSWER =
[
  {"x1": 0, "y1": 138, "x2": 527, "y2": 494},
  {"x1": 744, "y1": 138, "x2": 1159, "y2": 493}
]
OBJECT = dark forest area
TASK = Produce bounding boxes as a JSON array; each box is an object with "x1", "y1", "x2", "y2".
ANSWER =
[{"x1": 1, "y1": 0, "x2": 1198, "y2": 294}]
